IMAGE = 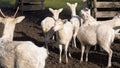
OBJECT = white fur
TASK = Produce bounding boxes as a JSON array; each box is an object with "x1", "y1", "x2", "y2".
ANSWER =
[
  {"x1": 81, "y1": 8, "x2": 120, "y2": 28},
  {"x1": 53, "y1": 19, "x2": 73, "y2": 63},
  {"x1": 0, "y1": 15, "x2": 48, "y2": 68},
  {"x1": 41, "y1": 8, "x2": 63, "y2": 48},
  {"x1": 98, "y1": 15, "x2": 120, "y2": 28},
  {"x1": 0, "y1": 41, "x2": 48, "y2": 68},
  {"x1": 78, "y1": 9, "x2": 117, "y2": 67},
  {"x1": 67, "y1": 2, "x2": 81, "y2": 48},
  {"x1": 0, "y1": 16, "x2": 25, "y2": 41},
  {"x1": 77, "y1": 24, "x2": 115, "y2": 67},
  {"x1": 80, "y1": 8, "x2": 120, "y2": 50}
]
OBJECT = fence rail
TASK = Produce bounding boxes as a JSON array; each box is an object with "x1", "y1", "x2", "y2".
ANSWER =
[
  {"x1": 91, "y1": 0, "x2": 120, "y2": 20},
  {"x1": 16, "y1": 0, "x2": 45, "y2": 11}
]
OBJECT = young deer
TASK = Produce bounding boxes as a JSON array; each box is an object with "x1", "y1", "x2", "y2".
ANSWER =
[
  {"x1": 77, "y1": 24, "x2": 115, "y2": 67},
  {"x1": 53, "y1": 19, "x2": 73, "y2": 63},
  {"x1": 78, "y1": 9, "x2": 117, "y2": 67},
  {"x1": 41, "y1": 8, "x2": 63, "y2": 49},
  {"x1": 80, "y1": 8, "x2": 120, "y2": 50},
  {"x1": 0, "y1": 7, "x2": 48, "y2": 68},
  {"x1": 67, "y1": 2, "x2": 81, "y2": 48}
]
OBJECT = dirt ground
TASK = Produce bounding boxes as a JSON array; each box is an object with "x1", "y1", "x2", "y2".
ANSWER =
[{"x1": 0, "y1": 8, "x2": 120, "y2": 68}]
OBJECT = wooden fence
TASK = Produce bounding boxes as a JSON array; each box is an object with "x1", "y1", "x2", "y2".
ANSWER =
[
  {"x1": 16, "y1": 0, "x2": 45, "y2": 11},
  {"x1": 91, "y1": 0, "x2": 120, "y2": 20}
]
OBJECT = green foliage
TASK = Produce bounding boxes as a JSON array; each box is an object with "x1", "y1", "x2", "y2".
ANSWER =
[
  {"x1": 0, "y1": 0, "x2": 83, "y2": 9},
  {"x1": 0, "y1": 0, "x2": 16, "y2": 6},
  {"x1": 44, "y1": 0, "x2": 83, "y2": 10}
]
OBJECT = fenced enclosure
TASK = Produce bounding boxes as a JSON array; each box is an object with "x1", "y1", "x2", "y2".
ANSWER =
[
  {"x1": 0, "y1": 0, "x2": 120, "y2": 68},
  {"x1": 16, "y1": 0, "x2": 45, "y2": 11},
  {"x1": 91, "y1": 0, "x2": 120, "y2": 20}
]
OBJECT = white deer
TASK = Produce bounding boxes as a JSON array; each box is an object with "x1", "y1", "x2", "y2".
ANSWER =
[
  {"x1": 0, "y1": 7, "x2": 22, "y2": 41},
  {"x1": 41, "y1": 8, "x2": 63, "y2": 49},
  {"x1": 80, "y1": 8, "x2": 120, "y2": 50},
  {"x1": 77, "y1": 23, "x2": 115, "y2": 67},
  {"x1": 80, "y1": 8, "x2": 120, "y2": 28},
  {"x1": 77, "y1": 8, "x2": 118, "y2": 67},
  {"x1": 53, "y1": 19, "x2": 73, "y2": 63},
  {"x1": 0, "y1": 7, "x2": 48, "y2": 68},
  {"x1": 67, "y1": 2, "x2": 81, "y2": 48}
]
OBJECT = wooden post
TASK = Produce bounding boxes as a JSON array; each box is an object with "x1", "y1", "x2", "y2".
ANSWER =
[
  {"x1": 93, "y1": 0, "x2": 97, "y2": 19},
  {"x1": 17, "y1": 0, "x2": 45, "y2": 12}
]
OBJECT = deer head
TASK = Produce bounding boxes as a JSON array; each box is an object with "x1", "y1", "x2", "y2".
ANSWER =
[
  {"x1": 80, "y1": 8, "x2": 91, "y2": 20},
  {"x1": 67, "y1": 2, "x2": 78, "y2": 16},
  {"x1": 53, "y1": 19, "x2": 67, "y2": 31},
  {"x1": 49, "y1": 8, "x2": 63, "y2": 20},
  {"x1": 0, "y1": 7, "x2": 25, "y2": 24},
  {"x1": 0, "y1": 7, "x2": 25, "y2": 41}
]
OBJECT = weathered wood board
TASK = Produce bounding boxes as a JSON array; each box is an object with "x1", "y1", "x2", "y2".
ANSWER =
[
  {"x1": 92, "y1": 0, "x2": 120, "y2": 19},
  {"x1": 16, "y1": 0, "x2": 45, "y2": 11}
]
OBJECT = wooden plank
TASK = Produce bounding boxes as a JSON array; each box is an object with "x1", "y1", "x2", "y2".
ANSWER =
[
  {"x1": 20, "y1": 5, "x2": 44, "y2": 11},
  {"x1": 96, "y1": 2, "x2": 120, "y2": 8},
  {"x1": 93, "y1": 0, "x2": 97, "y2": 19},
  {"x1": 96, "y1": 11, "x2": 117, "y2": 18},
  {"x1": 21, "y1": 0, "x2": 44, "y2": 3}
]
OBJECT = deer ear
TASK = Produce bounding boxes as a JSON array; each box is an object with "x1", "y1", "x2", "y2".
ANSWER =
[
  {"x1": 75, "y1": 3, "x2": 78, "y2": 6},
  {"x1": 58, "y1": 8, "x2": 63, "y2": 13},
  {"x1": 67, "y1": 2, "x2": 71, "y2": 6},
  {"x1": 0, "y1": 17, "x2": 4, "y2": 23},
  {"x1": 86, "y1": 8, "x2": 90, "y2": 15},
  {"x1": 14, "y1": 16, "x2": 25, "y2": 23},
  {"x1": 49, "y1": 8, "x2": 54, "y2": 12}
]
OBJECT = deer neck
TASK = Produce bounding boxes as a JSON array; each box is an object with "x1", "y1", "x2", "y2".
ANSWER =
[
  {"x1": 53, "y1": 15, "x2": 59, "y2": 20},
  {"x1": 71, "y1": 8, "x2": 77, "y2": 16},
  {"x1": 58, "y1": 29, "x2": 64, "y2": 39},
  {"x1": 103, "y1": 19, "x2": 119, "y2": 28},
  {"x1": 112, "y1": 18, "x2": 120, "y2": 28},
  {"x1": 1, "y1": 23, "x2": 16, "y2": 41}
]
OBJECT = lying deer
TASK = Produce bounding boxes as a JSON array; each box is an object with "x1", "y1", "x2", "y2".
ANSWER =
[{"x1": 0, "y1": 7, "x2": 48, "y2": 68}]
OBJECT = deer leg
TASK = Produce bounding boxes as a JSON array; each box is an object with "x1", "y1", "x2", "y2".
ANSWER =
[
  {"x1": 59, "y1": 44, "x2": 62, "y2": 63},
  {"x1": 80, "y1": 44, "x2": 85, "y2": 62}
]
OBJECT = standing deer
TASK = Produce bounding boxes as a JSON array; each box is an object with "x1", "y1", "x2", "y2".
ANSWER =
[
  {"x1": 41, "y1": 8, "x2": 63, "y2": 50},
  {"x1": 80, "y1": 8, "x2": 120, "y2": 50},
  {"x1": 53, "y1": 19, "x2": 73, "y2": 63},
  {"x1": 77, "y1": 8, "x2": 117, "y2": 67},
  {"x1": 67, "y1": 2, "x2": 81, "y2": 48}
]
